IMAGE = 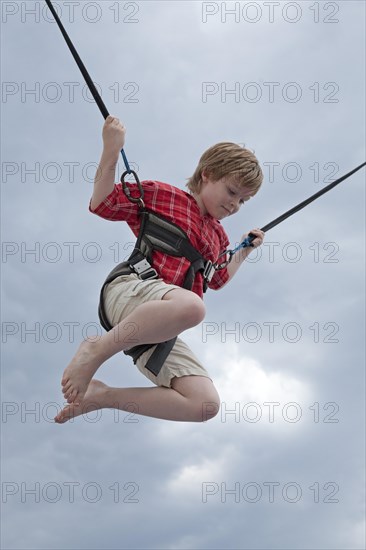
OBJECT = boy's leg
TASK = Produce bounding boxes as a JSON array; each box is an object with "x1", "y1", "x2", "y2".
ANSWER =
[
  {"x1": 62, "y1": 288, "x2": 205, "y2": 404},
  {"x1": 55, "y1": 375, "x2": 220, "y2": 423}
]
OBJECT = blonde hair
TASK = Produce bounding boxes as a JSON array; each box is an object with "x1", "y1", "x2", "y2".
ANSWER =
[{"x1": 186, "y1": 142, "x2": 263, "y2": 194}]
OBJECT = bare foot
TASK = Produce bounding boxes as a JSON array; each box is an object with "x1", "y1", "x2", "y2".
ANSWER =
[
  {"x1": 61, "y1": 339, "x2": 104, "y2": 404},
  {"x1": 55, "y1": 379, "x2": 109, "y2": 424}
]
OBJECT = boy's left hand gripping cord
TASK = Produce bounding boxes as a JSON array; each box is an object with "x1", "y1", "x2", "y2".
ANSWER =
[
  {"x1": 44, "y1": 0, "x2": 132, "y2": 173},
  {"x1": 218, "y1": 161, "x2": 366, "y2": 269}
]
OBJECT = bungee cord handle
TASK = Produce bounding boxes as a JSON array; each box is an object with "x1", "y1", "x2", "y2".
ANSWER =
[
  {"x1": 44, "y1": 0, "x2": 132, "y2": 174},
  {"x1": 216, "y1": 160, "x2": 366, "y2": 270}
]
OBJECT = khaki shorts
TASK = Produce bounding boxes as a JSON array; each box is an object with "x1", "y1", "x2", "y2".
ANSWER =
[{"x1": 102, "y1": 273, "x2": 210, "y2": 388}]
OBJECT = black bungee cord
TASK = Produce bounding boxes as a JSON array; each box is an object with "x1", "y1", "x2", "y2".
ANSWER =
[
  {"x1": 216, "y1": 160, "x2": 366, "y2": 268},
  {"x1": 44, "y1": 0, "x2": 139, "y2": 188}
]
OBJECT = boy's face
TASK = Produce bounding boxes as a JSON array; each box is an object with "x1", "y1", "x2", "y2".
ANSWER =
[{"x1": 197, "y1": 172, "x2": 254, "y2": 220}]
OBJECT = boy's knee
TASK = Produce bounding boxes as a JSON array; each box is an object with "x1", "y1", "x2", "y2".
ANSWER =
[
  {"x1": 165, "y1": 290, "x2": 206, "y2": 328},
  {"x1": 172, "y1": 376, "x2": 220, "y2": 422},
  {"x1": 194, "y1": 389, "x2": 221, "y2": 422},
  {"x1": 184, "y1": 294, "x2": 206, "y2": 327},
  {"x1": 186, "y1": 400, "x2": 220, "y2": 423},
  {"x1": 200, "y1": 399, "x2": 220, "y2": 422}
]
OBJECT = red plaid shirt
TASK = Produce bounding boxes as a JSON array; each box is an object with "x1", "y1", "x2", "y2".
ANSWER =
[{"x1": 89, "y1": 180, "x2": 230, "y2": 297}]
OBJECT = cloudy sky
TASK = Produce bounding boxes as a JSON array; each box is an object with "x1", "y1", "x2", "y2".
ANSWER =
[{"x1": 1, "y1": 1, "x2": 365, "y2": 549}]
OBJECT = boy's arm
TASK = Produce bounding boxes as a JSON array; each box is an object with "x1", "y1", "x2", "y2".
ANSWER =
[
  {"x1": 224, "y1": 228, "x2": 265, "y2": 284},
  {"x1": 90, "y1": 116, "x2": 126, "y2": 211}
]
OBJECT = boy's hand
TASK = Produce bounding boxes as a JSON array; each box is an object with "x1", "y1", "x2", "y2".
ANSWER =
[
  {"x1": 225, "y1": 228, "x2": 266, "y2": 283},
  {"x1": 102, "y1": 115, "x2": 126, "y2": 156},
  {"x1": 241, "y1": 228, "x2": 265, "y2": 249}
]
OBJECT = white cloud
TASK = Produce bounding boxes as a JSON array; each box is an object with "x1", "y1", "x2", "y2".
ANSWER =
[{"x1": 166, "y1": 453, "x2": 230, "y2": 496}]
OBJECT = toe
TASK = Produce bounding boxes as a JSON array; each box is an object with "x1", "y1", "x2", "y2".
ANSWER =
[
  {"x1": 67, "y1": 388, "x2": 80, "y2": 404},
  {"x1": 63, "y1": 389, "x2": 72, "y2": 400},
  {"x1": 63, "y1": 381, "x2": 75, "y2": 395},
  {"x1": 63, "y1": 381, "x2": 73, "y2": 393},
  {"x1": 63, "y1": 385, "x2": 74, "y2": 399},
  {"x1": 54, "y1": 410, "x2": 65, "y2": 423},
  {"x1": 55, "y1": 407, "x2": 72, "y2": 424},
  {"x1": 64, "y1": 389, "x2": 72, "y2": 400}
]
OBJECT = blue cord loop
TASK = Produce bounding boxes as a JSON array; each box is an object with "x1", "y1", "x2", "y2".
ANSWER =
[
  {"x1": 215, "y1": 233, "x2": 256, "y2": 270},
  {"x1": 234, "y1": 233, "x2": 256, "y2": 252},
  {"x1": 120, "y1": 149, "x2": 131, "y2": 174}
]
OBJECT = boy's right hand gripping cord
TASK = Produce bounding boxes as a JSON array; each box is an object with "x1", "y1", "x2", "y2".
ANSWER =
[{"x1": 215, "y1": 161, "x2": 366, "y2": 270}]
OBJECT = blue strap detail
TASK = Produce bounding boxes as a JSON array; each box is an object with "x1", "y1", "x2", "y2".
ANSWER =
[{"x1": 231, "y1": 233, "x2": 256, "y2": 255}]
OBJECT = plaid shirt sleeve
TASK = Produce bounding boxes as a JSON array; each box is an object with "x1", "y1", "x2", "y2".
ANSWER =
[{"x1": 89, "y1": 183, "x2": 139, "y2": 225}]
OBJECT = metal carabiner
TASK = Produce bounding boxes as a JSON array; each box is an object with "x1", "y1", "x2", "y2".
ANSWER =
[
  {"x1": 214, "y1": 249, "x2": 234, "y2": 271},
  {"x1": 121, "y1": 170, "x2": 145, "y2": 208}
]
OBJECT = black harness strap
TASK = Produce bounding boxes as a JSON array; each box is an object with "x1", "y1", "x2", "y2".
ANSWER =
[
  {"x1": 98, "y1": 207, "x2": 215, "y2": 377},
  {"x1": 125, "y1": 338, "x2": 178, "y2": 378},
  {"x1": 134, "y1": 210, "x2": 212, "y2": 289}
]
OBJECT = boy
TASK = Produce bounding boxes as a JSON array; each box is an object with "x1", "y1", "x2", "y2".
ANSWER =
[{"x1": 55, "y1": 116, "x2": 265, "y2": 424}]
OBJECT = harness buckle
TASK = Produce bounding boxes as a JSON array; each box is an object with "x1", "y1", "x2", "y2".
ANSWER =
[
  {"x1": 203, "y1": 260, "x2": 216, "y2": 283},
  {"x1": 130, "y1": 258, "x2": 158, "y2": 280}
]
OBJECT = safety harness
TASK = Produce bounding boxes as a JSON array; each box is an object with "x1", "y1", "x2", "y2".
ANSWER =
[{"x1": 98, "y1": 172, "x2": 217, "y2": 377}]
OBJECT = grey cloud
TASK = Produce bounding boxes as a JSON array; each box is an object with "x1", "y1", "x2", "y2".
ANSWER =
[{"x1": 2, "y1": 1, "x2": 365, "y2": 549}]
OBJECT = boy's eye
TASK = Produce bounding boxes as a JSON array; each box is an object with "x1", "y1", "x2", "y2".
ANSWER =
[{"x1": 228, "y1": 187, "x2": 245, "y2": 204}]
